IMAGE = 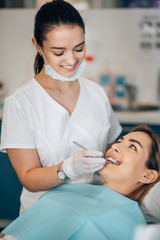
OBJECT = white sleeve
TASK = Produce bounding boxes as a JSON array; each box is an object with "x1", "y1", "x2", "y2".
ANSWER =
[
  {"x1": 0, "y1": 96, "x2": 36, "y2": 152},
  {"x1": 107, "y1": 102, "x2": 122, "y2": 144}
]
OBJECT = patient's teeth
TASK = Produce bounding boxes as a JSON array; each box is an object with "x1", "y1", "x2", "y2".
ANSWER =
[{"x1": 106, "y1": 157, "x2": 120, "y2": 165}]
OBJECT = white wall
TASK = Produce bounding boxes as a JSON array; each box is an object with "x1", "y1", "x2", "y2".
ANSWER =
[
  {"x1": 0, "y1": 9, "x2": 36, "y2": 96},
  {"x1": 0, "y1": 9, "x2": 160, "y2": 103}
]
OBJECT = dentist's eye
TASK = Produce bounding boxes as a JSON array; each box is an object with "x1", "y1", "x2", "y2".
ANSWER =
[
  {"x1": 54, "y1": 52, "x2": 64, "y2": 56},
  {"x1": 75, "y1": 48, "x2": 83, "y2": 52},
  {"x1": 130, "y1": 144, "x2": 137, "y2": 151}
]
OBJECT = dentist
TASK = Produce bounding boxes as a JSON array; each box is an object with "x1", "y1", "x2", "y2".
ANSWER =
[{"x1": 0, "y1": 0, "x2": 121, "y2": 214}]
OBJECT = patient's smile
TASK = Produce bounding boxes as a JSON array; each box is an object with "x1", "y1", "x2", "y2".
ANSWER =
[{"x1": 106, "y1": 156, "x2": 120, "y2": 165}]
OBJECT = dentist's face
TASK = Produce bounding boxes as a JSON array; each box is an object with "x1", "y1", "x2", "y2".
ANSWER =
[
  {"x1": 41, "y1": 24, "x2": 86, "y2": 78},
  {"x1": 100, "y1": 131, "x2": 152, "y2": 185}
]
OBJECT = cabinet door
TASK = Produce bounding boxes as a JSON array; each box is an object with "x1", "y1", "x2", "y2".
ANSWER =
[{"x1": 0, "y1": 120, "x2": 22, "y2": 220}]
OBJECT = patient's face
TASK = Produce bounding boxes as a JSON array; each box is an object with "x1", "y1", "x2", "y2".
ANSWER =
[{"x1": 100, "y1": 131, "x2": 152, "y2": 186}]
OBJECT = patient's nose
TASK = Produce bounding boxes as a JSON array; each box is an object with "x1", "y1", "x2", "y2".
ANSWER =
[
  {"x1": 112, "y1": 143, "x2": 121, "y2": 153},
  {"x1": 114, "y1": 146, "x2": 119, "y2": 153}
]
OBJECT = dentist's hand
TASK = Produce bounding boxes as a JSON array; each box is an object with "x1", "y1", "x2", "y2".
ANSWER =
[{"x1": 63, "y1": 150, "x2": 105, "y2": 179}]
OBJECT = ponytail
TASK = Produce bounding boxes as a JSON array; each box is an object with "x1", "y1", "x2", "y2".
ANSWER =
[{"x1": 34, "y1": 52, "x2": 44, "y2": 75}]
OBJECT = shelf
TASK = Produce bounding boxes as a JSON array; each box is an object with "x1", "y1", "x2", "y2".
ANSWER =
[{"x1": 115, "y1": 110, "x2": 160, "y2": 125}]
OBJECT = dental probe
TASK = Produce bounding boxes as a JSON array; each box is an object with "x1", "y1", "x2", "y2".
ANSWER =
[
  {"x1": 73, "y1": 141, "x2": 87, "y2": 150},
  {"x1": 73, "y1": 141, "x2": 114, "y2": 164}
]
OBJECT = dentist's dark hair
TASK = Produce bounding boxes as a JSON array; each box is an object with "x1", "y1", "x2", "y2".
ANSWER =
[
  {"x1": 33, "y1": 0, "x2": 85, "y2": 75},
  {"x1": 126, "y1": 124, "x2": 160, "y2": 203}
]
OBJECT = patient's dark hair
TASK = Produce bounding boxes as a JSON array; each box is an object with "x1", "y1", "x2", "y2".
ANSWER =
[
  {"x1": 33, "y1": 0, "x2": 85, "y2": 74},
  {"x1": 126, "y1": 124, "x2": 160, "y2": 203}
]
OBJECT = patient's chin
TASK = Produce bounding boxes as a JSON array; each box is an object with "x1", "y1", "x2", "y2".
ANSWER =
[{"x1": 99, "y1": 165, "x2": 107, "y2": 175}]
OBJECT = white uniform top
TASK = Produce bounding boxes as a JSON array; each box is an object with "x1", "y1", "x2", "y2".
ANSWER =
[{"x1": 0, "y1": 77, "x2": 122, "y2": 214}]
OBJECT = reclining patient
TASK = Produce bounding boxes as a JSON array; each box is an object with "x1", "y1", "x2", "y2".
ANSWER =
[{"x1": 0, "y1": 125, "x2": 160, "y2": 240}]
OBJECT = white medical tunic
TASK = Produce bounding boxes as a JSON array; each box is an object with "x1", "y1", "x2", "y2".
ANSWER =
[{"x1": 0, "y1": 77, "x2": 122, "y2": 214}]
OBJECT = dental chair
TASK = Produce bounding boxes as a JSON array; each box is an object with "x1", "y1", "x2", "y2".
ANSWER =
[
  {"x1": 133, "y1": 181, "x2": 160, "y2": 240},
  {"x1": 140, "y1": 181, "x2": 160, "y2": 224}
]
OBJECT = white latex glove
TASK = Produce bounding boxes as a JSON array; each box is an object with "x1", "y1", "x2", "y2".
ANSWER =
[{"x1": 63, "y1": 150, "x2": 105, "y2": 179}]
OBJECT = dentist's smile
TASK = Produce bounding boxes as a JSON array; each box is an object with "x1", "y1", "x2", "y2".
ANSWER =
[{"x1": 61, "y1": 64, "x2": 76, "y2": 70}]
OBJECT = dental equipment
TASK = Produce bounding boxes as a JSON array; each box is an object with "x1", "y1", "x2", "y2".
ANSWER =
[
  {"x1": 73, "y1": 141, "x2": 119, "y2": 165},
  {"x1": 73, "y1": 141, "x2": 87, "y2": 150}
]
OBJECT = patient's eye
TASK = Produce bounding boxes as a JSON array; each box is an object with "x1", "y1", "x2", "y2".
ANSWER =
[{"x1": 130, "y1": 144, "x2": 137, "y2": 151}]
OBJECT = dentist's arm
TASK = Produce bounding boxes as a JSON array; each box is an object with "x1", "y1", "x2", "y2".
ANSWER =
[
  {"x1": 7, "y1": 148, "x2": 63, "y2": 192},
  {"x1": 7, "y1": 149, "x2": 105, "y2": 192}
]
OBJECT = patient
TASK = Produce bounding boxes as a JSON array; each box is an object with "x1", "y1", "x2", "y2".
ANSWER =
[
  {"x1": 101, "y1": 124, "x2": 160, "y2": 203},
  {"x1": 0, "y1": 125, "x2": 160, "y2": 240}
]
